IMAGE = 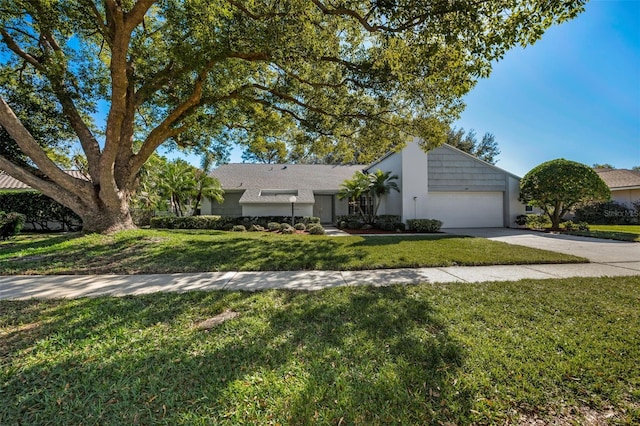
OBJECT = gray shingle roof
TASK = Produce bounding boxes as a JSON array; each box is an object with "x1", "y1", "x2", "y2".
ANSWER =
[
  {"x1": 239, "y1": 188, "x2": 316, "y2": 204},
  {"x1": 0, "y1": 170, "x2": 88, "y2": 190},
  {"x1": 595, "y1": 169, "x2": 640, "y2": 189},
  {"x1": 211, "y1": 163, "x2": 365, "y2": 192}
]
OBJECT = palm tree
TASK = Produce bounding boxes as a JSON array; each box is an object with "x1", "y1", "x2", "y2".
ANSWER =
[
  {"x1": 161, "y1": 160, "x2": 196, "y2": 216},
  {"x1": 368, "y1": 169, "x2": 400, "y2": 223},
  {"x1": 337, "y1": 171, "x2": 371, "y2": 223},
  {"x1": 191, "y1": 152, "x2": 224, "y2": 216}
]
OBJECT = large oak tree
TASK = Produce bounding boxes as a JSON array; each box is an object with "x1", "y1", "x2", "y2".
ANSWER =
[{"x1": 0, "y1": 0, "x2": 586, "y2": 233}]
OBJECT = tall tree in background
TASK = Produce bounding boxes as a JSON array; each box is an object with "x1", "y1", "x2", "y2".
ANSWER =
[
  {"x1": 0, "y1": 0, "x2": 586, "y2": 232},
  {"x1": 446, "y1": 127, "x2": 500, "y2": 164},
  {"x1": 592, "y1": 163, "x2": 615, "y2": 169},
  {"x1": 241, "y1": 138, "x2": 289, "y2": 164}
]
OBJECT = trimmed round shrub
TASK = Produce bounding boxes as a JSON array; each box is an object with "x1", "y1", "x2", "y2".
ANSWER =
[
  {"x1": 407, "y1": 219, "x2": 442, "y2": 233},
  {"x1": 231, "y1": 225, "x2": 246, "y2": 232},
  {"x1": 294, "y1": 222, "x2": 306, "y2": 231},
  {"x1": 267, "y1": 222, "x2": 282, "y2": 232},
  {"x1": 280, "y1": 222, "x2": 292, "y2": 230},
  {"x1": 281, "y1": 227, "x2": 295, "y2": 234},
  {"x1": 248, "y1": 224, "x2": 265, "y2": 232},
  {"x1": 347, "y1": 220, "x2": 362, "y2": 230},
  {"x1": 0, "y1": 211, "x2": 26, "y2": 240},
  {"x1": 307, "y1": 224, "x2": 325, "y2": 235}
]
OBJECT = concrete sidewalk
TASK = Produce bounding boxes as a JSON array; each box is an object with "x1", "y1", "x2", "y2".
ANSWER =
[{"x1": 2, "y1": 261, "x2": 639, "y2": 300}]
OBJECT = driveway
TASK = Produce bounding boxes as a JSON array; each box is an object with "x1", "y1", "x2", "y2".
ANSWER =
[{"x1": 443, "y1": 228, "x2": 640, "y2": 265}]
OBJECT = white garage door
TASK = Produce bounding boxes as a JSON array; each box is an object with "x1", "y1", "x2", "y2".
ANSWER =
[{"x1": 426, "y1": 192, "x2": 504, "y2": 228}]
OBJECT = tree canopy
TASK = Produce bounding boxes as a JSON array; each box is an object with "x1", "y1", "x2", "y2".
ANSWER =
[
  {"x1": 446, "y1": 127, "x2": 500, "y2": 164},
  {"x1": 0, "y1": 0, "x2": 586, "y2": 232},
  {"x1": 519, "y1": 159, "x2": 610, "y2": 229}
]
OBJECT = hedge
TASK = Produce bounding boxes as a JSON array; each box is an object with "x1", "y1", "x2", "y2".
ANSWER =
[
  {"x1": 150, "y1": 215, "x2": 321, "y2": 230},
  {"x1": 0, "y1": 190, "x2": 81, "y2": 231},
  {"x1": 406, "y1": 219, "x2": 443, "y2": 233}
]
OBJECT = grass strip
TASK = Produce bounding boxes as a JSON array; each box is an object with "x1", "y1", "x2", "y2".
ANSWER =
[
  {"x1": 1, "y1": 276, "x2": 638, "y2": 424},
  {"x1": 0, "y1": 229, "x2": 585, "y2": 274}
]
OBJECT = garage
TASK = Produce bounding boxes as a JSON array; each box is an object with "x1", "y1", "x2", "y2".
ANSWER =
[{"x1": 425, "y1": 192, "x2": 504, "y2": 228}]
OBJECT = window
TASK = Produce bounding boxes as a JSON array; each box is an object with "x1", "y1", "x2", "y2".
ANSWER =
[
  {"x1": 348, "y1": 195, "x2": 373, "y2": 216},
  {"x1": 525, "y1": 205, "x2": 533, "y2": 212}
]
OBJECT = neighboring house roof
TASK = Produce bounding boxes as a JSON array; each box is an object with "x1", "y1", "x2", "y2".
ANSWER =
[
  {"x1": 594, "y1": 168, "x2": 640, "y2": 190},
  {"x1": 211, "y1": 163, "x2": 365, "y2": 192},
  {"x1": 0, "y1": 170, "x2": 88, "y2": 190}
]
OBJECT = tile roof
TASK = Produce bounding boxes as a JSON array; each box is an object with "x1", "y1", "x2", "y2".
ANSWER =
[
  {"x1": 0, "y1": 170, "x2": 88, "y2": 190},
  {"x1": 594, "y1": 168, "x2": 640, "y2": 189},
  {"x1": 211, "y1": 163, "x2": 365, "y2": 192}
]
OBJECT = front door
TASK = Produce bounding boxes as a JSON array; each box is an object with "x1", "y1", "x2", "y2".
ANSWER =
[{"x1": 313, "y1": 195, "x2": 333, "y2": 224}]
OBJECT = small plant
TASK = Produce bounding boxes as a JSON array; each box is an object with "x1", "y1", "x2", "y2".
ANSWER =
[
  {"x1": 280, "y1": 222, "x2": 292, "y2": 230},
  {"x1": 294, "y1": 223, "x2": 306, "y2": 231},
  {"x1": 347, "y1": 220, "x2": 363, "y2": 230},
  {"x1": 307, "y1": 224, "x2": 326, "y2": 235},
  {"x1": 281, "y1": 227, "x2": 294, "y2": 234},
  {"x1": 578, "y1": 221, "x2": 590, "y2": 231},
  {"x1": 515, "y1": 214, "x2": 528, "y2": 226},
  {"x1": 406, "y1": 219, "x2": 442, "y2": 233},
  {"x1": 267, "y1": 222, "x2": 282, "y2": 232},
  {"x1": 527, "y1": 214, "x2": 551, "y2": 230},
  {"x1": 0, "y1": 211, "x2": 26, "y2": 240},
  {"x1": 561, "y1": 220, "x2": 575, "y2": 231},
  {"x1": 248, "y1": 224, "x2": 265, "y2": 232},
  {"x1": 231, "y1": 225, "x2": 246, "y2": 232}
]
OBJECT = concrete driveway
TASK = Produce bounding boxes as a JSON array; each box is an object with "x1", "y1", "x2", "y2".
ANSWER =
[{"x1": 443, "y1": 228, "x2": 640, "y2": 264}]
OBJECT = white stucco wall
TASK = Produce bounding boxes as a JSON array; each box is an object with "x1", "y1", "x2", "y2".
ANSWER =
[
  {"x1": 370, "y1": 147, "x2": 404, "y2": 217},
  {"x1": 241, "y1": 203, "x2": 314, "y2": 217},
  {"x1": 507, "y1": 175, "x2": 526, "y2": 227},
  {"x1": 400, "y1": 138, "x2": 429, "y2": 222},
  {"x1": 611, "y1": 188, "x2": 640, "y2": 207}
]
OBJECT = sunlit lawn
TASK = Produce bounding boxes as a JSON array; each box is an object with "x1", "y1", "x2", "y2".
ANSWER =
[
  {"x1": 0, "y1": 229, "x2": 585, "y2": 275},
  {"x1": 1, "y1": 276, "x2": 638, "y2": 424},
  {"x1": 568, "y1": 224, "x2": 640, "y2": 242}
]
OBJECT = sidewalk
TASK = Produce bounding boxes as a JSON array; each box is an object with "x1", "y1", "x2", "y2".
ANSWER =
[{"x1": 1, "y1": 261, "x2": 639, "y2": 300}]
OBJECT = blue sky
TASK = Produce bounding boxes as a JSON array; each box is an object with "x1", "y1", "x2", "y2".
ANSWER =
[{"x1": 453, "y1": 0, "x2": 640, "y2": 176}]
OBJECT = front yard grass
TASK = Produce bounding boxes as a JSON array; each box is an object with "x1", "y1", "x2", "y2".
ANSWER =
[
  {"x1": 567, "y1": 224, "x2": 640, "y2": 242},
  {"x1": 0, "y1": 229, "x2": 585, "y2": 274},
  {"x1": 1, "y1": 276, "x2": 638, "y2": 424}
]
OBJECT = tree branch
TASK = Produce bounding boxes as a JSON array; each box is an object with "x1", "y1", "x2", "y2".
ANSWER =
[{"x1": 0, "y1": 97, "x2": 93, "y2": 198}]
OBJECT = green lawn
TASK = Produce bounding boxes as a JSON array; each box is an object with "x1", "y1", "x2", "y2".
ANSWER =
[
  {"x1": 1, "y1": 276, "x2": 638, "y2": 424},
  {"x1": 0, "y1": 229, "x2": 585, "y2": 275},
  {"x1": 568, "y1": 225, "x2": 640, "y2": 242}
]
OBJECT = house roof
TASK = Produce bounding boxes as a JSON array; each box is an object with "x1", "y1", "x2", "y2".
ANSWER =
[
  {"x1": 238, "y1": 188, "x2": 316, "y2": 204},
  {"x1": 365, "y1": 141, "x2": 521, "y2": 179},
  {"x1": 0, "y1": 170, "x2": 88, "y2": 190},
  {"x1": 595, "y1": 168, "x2": 640, "y2": 190},
  {"x1": 211, "y1": 163, "x2": 365, "y2": 191}
]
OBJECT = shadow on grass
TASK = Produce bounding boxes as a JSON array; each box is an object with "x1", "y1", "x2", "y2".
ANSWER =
[
  {"x1": 0, "y1": 287, "x2": 470, "y2": 424},
  {"x1": 1, "y1": 233, "x2": 354, "y2": 273},
  {"x1": 350, "y1": 234, "x2": 469, "y2": 247}
]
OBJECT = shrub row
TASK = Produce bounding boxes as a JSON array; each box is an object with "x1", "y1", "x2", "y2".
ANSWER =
[
  {"x1": 335, "y1": 214, "x2": 405, "y2": 231},
  {"x1": 0, "y1": 211, "x2": 26, "y2": 240},
  {"x1": 0, "y1": 190, "x2": 82, "y2": 231},
  {"x1": 406, "y1": 219, "x2": 442, "y2": 233},
  {"x1": 150, "y1": 215, "x2": 321, "y2": 230},
  {"x1": 574, "y1": 201, "x2": 639, "y2": 225}
]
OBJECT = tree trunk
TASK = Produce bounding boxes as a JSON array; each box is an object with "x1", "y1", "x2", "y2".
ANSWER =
[{"x1": 77, "y1": 198, "x2": 136, "y2": 233}]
